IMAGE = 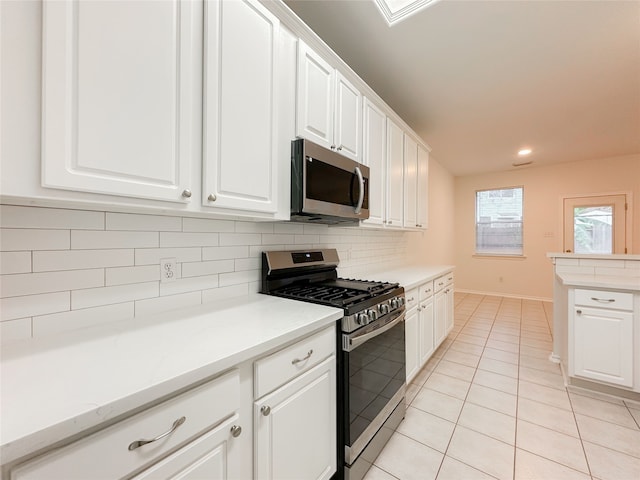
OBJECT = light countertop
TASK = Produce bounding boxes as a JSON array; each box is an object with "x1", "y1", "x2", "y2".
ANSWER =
[
  {"x1": 0, "y1": 294, "x2": 342, "y2": 465},
  {"x1": 555, "y1": 273, "x2": 640, "y2": 291},
  {"x1": 368, "y1": 265, "x2": 455, "y2": 290}
]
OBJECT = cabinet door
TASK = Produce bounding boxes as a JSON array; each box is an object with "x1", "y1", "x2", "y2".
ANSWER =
[
  {"x1": 417, "y1": 145, "x2": 429, "y2": 229},
  {"x1": 434, "y1": 290, "x2": 447, "y2": 347},
  {"x1": 41, "y1": 0, "x2": 196, "y2": 203},
  {"x1": 572, "y1": 306, "x2": 633, "y2": 387},
  {"x1": 445, "y1": 285, "x2": 454, "y2": 335},
  {"x1": 296, "y1": 41, "x2": 334, "y2": 150},
  {"x1": 255, "y1": 357, "x2": 336, "y2": 480},
  {"x1": 334, "y1": 72, "x2": 361, "y2": 161},
  {"x1": 362, "y1": 98, "x2": 386, "y2": 226},
  {"x1": 203, "y1": 0, "x2": 280, "y2": 213},
  {"x1": 419, "y1": 299, "x2": 435, "y2": 365},
  {"x1": 131, "y1": 415, "x2": 244, "y2": 480},
  {"x1": 403, "y1": 134, "x2": 418, "y2": 228},
  {"x1": 386, "y1": 118, "x2": 404, "y2": 227},
  {"x1": 405, "y1": 308, "x2": 420, "y2": 382}
]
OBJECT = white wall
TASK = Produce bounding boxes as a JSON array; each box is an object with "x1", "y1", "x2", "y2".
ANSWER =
[{"x1": 454, "y1": 155, "x2": 640, "y2": 300}]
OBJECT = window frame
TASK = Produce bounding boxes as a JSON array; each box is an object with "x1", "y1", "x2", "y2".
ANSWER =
[{"x1": 475, "y1": 186, "x2": 524, "y2": 257}]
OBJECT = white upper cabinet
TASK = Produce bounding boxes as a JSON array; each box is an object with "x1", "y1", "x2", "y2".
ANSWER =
[
  {"x1": 386, "y1": 118, "x2": 404, "y2": 227},
  {"x1": 203, "y1": 0, "x2": 281, "y2": 213},
  {"x1": 296, "y1": 41, "x2": 361, "y2": 161},
  {"x1": 403, "y1": 134, "x2": 418, "y2": 229},
  {"x1": 417, "y1": 145, "x2": 429, "y2": 229},
  {"x1": 41, "y1": 0, "x2": 198, "y2": 203},
  {"x1": 362, "y1": 97, "x2": 387, "y2": 226}
]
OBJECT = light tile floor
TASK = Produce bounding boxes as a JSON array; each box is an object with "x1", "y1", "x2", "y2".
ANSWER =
[{"x1": 364, "y1": 293, "x2": 640, "y2": 480}]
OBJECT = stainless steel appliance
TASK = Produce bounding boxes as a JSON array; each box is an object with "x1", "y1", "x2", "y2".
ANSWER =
[
  {"x1": 261, "y1": 249, "x2": 406, "y2": 480},
  {"x1": 291, "y1": 138, "x2": 370, "y2": 224}
]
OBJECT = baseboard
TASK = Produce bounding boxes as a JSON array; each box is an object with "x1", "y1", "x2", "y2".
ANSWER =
[{"x1": 454, "y1": 288, "x2": 553, "y2": 303}]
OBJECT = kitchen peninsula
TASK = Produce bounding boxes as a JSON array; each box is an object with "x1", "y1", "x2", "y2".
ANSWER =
[{"x1": 548, "y1": 253, "x2": 640, "y2": 400}]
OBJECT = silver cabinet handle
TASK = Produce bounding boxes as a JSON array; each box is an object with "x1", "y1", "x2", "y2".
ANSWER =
[
  {"x1": 590, "y1": 297, "x2": 615, "y2": 303},
  {"x1": 261, "y1": 405, "x2": 271, "y2": 416},
  {"x1": 208, "y1": 194, "x2": 217, "y2": 202},
  {"x1": 337, "y1": 146, "x2": 343, "y2": 151},
  {"x1": 128, "y1": 416, "x2": 186, "y2": 451},
  {"x1": 230, "y1": 425, "x2": 242, "y2": 438},
  {"x1": 292, "y1": 349, "x2": 313, "y2": 365},
  {"x1": 330, "y1": 145, "x2": 336, "y2": 150},
  {"x1": 407, "y1": 297, "x2": 415, "y2": 302},
  {"x1": 354, "y1": 166, "x2": 365, "y2": 214},
  {"x1": 388, "y1": 220, "x2": 393, "y2": 225},
  {"x1": 576, "y1": 309, "x2": 582, "y2": 314},
  {"x1": 181, "y1": 189, "x2": 192, "y2": 198}
]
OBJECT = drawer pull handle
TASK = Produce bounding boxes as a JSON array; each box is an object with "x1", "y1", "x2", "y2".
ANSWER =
[
  {"x1": 230, "y1": 425, "x2": 242, "y2": 438},
  {"x1": 261, "y1": 405, "x2": 271, "y2": 416},
  {"x1": 590, "y1": 297, "x2": 615, "y2": 303},
  {"x1": 128, "y1": 416, "x2": 186, "y2": 451},
  {"x1": 292, "y1": 349, "x2": 313, "y2": 365},
  {"x1": 407, "y1": 297, "x2": 415, "y2": 302},
  {"x1": 576, "y1": 309, "x2": 582, "y2": 314}
]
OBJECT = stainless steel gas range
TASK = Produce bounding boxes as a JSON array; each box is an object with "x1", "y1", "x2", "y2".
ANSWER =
[{"x1": 261, "y1": 249, "x2": 406, "y2": 480}]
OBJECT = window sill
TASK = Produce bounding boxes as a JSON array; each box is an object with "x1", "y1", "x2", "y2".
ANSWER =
[{"x1": 473, "y1": 254, "x2": 527, "y2": 260}]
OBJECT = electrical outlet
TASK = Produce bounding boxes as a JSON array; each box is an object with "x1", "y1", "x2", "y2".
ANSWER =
[{"x1": 160, "y1": 258, "x2": 177, "y2": 283}]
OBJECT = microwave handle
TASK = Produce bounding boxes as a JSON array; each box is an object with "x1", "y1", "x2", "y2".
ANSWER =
[{"x1": 354, "y1": 166, "x2": 365, "y2": 214}]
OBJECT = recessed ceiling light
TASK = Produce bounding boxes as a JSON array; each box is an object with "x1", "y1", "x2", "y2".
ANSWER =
[{"x1": 517, "y1": 148, "x2": 532, "y2": 156}]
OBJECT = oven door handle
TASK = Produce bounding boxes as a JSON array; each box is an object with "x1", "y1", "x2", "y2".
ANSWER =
[{"x1": 343, "y1": 309, "x2": 405, "y2": 352}]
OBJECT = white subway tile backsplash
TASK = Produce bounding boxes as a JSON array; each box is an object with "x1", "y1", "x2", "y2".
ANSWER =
[
  {"x1": 202, "y1": 284, "x2": 249, "y2": 304},
  {"x1": 219, "y1": 269, "x2": 260, "y2": 287},
  {"x1": 159, "y1": 274, "x2": 219, "y2": 296},
  {"x1": 72, "y1": 282, "x2": 158, "y2": 309},
  {"x1": 1, "y1": 270, "x2": 103, "y2": 298},
  {"x1": 33, "y1": 249, "x2": 133, "y2": 272},
  {"x1": 1, "y1": 206, "x2": 409, "y2": 338},
  {"x1": 135, "y1": 247, "x2": 201, "y2": 265},
  {"x1": 0, "y1": 292, "x2": 70, "y2": 321},
  {"x1": 234, "y1": 258, "x2": 261, "y2": 271},
  {"x1": 72, "y1": 231, "x2": 158, "y2": 249},
  {"x1": 183, "y1": 217, "x2": 235, "y2": 233},
  {"x1": 106, "y1": 212, "x2": 181, "y2": 231},
  {"x1": 135, "y1": 292, "x2": 201, "y2": 317},
  {"x1": 262, "y1": 234, "x2": 295, "y2": 245},
  {"x1": 0, "y1": 205, "x2": 104, "y2": 230},
  {"x1": 555, "y1": 266, "x2": 596, "y2": 275},
  {"x1": 33, "y1": 303, "x2": 135, "y2": 337},
  {"x1": 594, "y1": 267, "x2": 640, "y2": 278},
  {"x1": 202, "y1": 245, "x2": 249, "y2": 261},
  {"x1": 235, "y1": 221, "x2": 274, "y2": 233},
  {"x1": 160, "y1": 232, "x2": 219, "y2": 248},
  {"x1": 182, "y1": 260, "x2": 234, "y2": 278},
  {"x1": 219, "y1": 233, "x2": 262, "y2": 246},
  {"x1": 0, "y1": 318, "x2": 32, "y2": 342},
  {"x1": 1, "y1": 229, "x2": 70, "y2": 251},
  {"x1": 624, "y1": 260, "x2": 640, "y2": 270},
  {"x1": 274, "y1": 223, "x2": 304, "y2": 234},
  {"x1": 0, "y1": 252, "x2": 31, "y2": 274},
  {"x1": 106, "y1": 265, "x2": 160, "y2": 286},
  {"x1": 579, "y1": 259, "x2": 625, "y2": 268}
]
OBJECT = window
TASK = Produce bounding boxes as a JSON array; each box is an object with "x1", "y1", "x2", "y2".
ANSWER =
[{"x1": 476, "y1": 187, "x2": 523, "y2": 255}]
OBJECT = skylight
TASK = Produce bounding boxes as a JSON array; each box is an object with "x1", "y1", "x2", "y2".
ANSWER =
[{"x1": 373, "y1": 0, "x2": 442, "y2": 26}]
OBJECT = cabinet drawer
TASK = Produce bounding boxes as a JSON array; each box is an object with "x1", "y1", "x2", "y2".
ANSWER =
[
  {"x1": 419, "y1": 281, "x2": 434, "y2": 301},
  {"x1": 254, "y1": 325, "x2": 335, "y2": 399},
  {"x1": 11, "y1": 370, "x2": 239, "y2": 480},
  {"x1": 434, "y1": 272, "x2": 453, "y2": 292},
  {"x1": 405, "y1": 287, "x2": 419, "y2": 312},
  {"x1": 574, "y1": 289, "x2": 633, "y2": 310}
]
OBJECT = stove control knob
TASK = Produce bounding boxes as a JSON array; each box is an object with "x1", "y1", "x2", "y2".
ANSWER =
[
  {"x1": 367, "y1": 309, "x2": 378, "y2": 321},
  {"x1": 397, "y1": 297, "x2": 406, "y2": 307},
  {"x1": 379, "y1": 303, "x2": 390, "y2": 315},
  {"x1": 390, "y1": 298, "x2": 399, "y2": 309},
  {"x1": 356, "y1": 312, "x2": 369, "y2": 325}
]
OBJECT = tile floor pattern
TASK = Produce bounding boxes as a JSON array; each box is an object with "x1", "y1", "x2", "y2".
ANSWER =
[{"x1": 364, "y1": 293, "x2": 640, "y2": 480}]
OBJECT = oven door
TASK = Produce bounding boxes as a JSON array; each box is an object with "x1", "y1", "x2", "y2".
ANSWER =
[{"x1": 341, "y1": 309, "x2": 406, "y2": 466}]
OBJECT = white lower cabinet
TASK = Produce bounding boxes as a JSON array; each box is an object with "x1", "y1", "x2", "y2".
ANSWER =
[
  {"x1": 569, "y1": 288, "x2": 635, "y2": 388},
  {"x1": 253, "y1": 325, "x2": 336, "y2": 480},
  {"x1": 405, "y1": 305, "x2": 420, "y2": 382},
  {"x1": 434, "y1": 273, "x2": 454, "y2": 347},
  {"x1": 418, "y1": 287, "x2": 435, "y2": 366},
  {"x1": 10, "y1": 371, "x2": 243, "y2": 480}
]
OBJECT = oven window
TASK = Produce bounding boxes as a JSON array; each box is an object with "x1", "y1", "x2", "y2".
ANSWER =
[
  {"x1": 306, "y1": 158, "x2": 369, "y2": 209},
  {"x1": 345, "y1": 320, "x2": 405, "y2": 446}
]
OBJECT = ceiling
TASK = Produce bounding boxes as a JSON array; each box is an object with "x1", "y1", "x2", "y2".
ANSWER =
[{"x1": 283, "y1": 0, "x2": 640, "y2": 176}]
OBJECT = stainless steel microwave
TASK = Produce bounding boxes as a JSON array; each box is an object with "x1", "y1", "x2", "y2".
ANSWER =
[{"x1": 291, "y1": 138, "x2": 370, "y2": 224}]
